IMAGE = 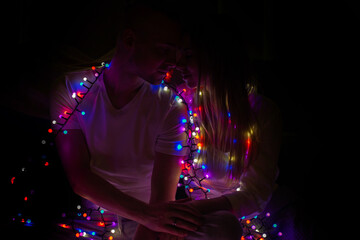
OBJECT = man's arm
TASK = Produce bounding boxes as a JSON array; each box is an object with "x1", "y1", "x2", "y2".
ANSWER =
[
  {"x1": 55, "y1": 129, "x2": 148, "y2": 223},
  {"x1": 57, "y1": 130, "x2": 201, "y2": 238},
  {"x1": 134, "y1": 152, "x2": 202, "y2": 240}
]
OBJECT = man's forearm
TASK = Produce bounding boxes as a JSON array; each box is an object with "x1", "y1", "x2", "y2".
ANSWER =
[{"x1": 72, "y1": 168, "x2": 148, "y2": 224}]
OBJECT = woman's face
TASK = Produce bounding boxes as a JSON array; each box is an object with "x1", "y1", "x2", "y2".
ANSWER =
[{"x1": 177, "y1": 35, "x2": 199, "y2": 89}]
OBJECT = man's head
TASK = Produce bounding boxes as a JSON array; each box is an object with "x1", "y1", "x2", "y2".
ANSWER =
[{"x1": 114, "y1": 3, "x2": 183, "y2": 85}]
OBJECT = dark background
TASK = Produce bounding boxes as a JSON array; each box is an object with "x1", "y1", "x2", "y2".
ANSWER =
[{"x1": 1, "y1": 0, "x2": 356, "y2": 238}]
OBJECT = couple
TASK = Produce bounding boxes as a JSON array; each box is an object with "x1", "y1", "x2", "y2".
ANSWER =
[{"x1": 51, "y1": 3, "x2": 281, "y2": 240}]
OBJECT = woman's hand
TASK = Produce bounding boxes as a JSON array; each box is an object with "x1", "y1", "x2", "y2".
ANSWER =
[
  {"x1": 158, "y1": 232, "x2": 186, "y2": 240},
  {"x1": 140, "y1": 200, "x2": 203, "y2": 237}
]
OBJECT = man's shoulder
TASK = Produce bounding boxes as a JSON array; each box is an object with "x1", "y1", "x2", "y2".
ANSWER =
[{"x1": 141, "y1": 83, "x2": 188, "y2": 115}]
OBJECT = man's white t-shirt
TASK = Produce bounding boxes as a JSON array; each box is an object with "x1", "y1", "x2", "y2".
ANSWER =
[{"x1": 50, "y1": 68, "x2": 188, "y2": 203}]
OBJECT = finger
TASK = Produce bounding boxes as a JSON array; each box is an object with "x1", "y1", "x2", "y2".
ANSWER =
[
  {"x1": 171, "y1": 209, "x2": 204, "y2": 227},
  {"x1": 170, "y1": 197, "x2": 192, "y2": 203},
  {"x1": 163, "y1": 225, "x2": 189, "y2": 238},
  {"x1": 170, "y1": 203, "x2": 203, "y2": 218},
  {"x1": 172, "y1": 218, "x2": 199, "y2": 232}
]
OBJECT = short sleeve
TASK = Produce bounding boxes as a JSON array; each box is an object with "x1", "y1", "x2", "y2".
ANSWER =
[
  {"x1": 49, "y1": 76, "x2": 81, "y2": 131},
  {"x1": 155, "y1": 101, "x2": 189, "y2": 157},
  {"x1": 224, "y1": 97, "x2": 282, "y2": 218}
]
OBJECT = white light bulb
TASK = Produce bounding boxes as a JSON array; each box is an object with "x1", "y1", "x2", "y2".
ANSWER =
[
  {"x1": 72, "y1": 92, "x2": 76, "y2": 99},
  {"x1": 83, "y1": 77, "x2": 87, "y2": 81}
]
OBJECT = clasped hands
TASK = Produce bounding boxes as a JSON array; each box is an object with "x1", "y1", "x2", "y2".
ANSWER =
[{"x1": 140, "y1": 198, "x2": 203, "y2": 240}]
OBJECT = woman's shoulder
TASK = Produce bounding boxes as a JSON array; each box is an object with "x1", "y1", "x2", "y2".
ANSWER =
[{"x1": 249, "y1": 93, "x2": 281, "y2": 125}]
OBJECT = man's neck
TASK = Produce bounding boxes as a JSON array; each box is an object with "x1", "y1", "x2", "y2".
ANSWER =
[{"x1": 103, "y1": 59, "x2": 144, "y2": 109}]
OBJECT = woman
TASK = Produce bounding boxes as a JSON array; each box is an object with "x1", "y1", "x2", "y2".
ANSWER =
[{"x1": 166, "y1": 14, "x2": 282, "y2": 240}]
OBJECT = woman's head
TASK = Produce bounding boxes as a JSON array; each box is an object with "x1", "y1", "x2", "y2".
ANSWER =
[{"x1": 181, "y1": 14, "x2": 258, "y2": 181}]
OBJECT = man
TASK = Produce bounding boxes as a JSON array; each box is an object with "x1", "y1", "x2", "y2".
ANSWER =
[{"x1": 51, "y1": 3, "x2": 203, "y2": 239}]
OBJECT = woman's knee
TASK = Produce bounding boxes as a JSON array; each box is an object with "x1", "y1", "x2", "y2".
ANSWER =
[
  {"x1": 207, "y1": 211, "x2": 243, "y2": 240},
  {"x1": 218, "y1": 211, "x2": 243, "y2": 239}
]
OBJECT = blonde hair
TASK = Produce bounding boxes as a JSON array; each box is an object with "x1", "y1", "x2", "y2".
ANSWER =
[{"x1": 192, "y1": 14, "x2": 259, "y2": 183}]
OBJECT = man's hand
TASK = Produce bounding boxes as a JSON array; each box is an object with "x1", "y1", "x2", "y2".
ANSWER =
[{"x1": 141, "y1": 200, "x2": 203, "y2": 237}]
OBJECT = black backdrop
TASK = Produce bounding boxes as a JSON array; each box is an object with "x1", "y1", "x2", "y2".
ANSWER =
[{"x1": 2, "y1": 0, "x2": 357, "y2": 238}]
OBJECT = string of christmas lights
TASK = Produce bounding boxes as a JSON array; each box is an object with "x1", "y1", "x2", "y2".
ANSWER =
[
  {"x1": 48, "y1": 62, "x2": 110, "y2": 137},
  {"x1": 58, "y1": 204, "x2": 119, "y2": 240}
]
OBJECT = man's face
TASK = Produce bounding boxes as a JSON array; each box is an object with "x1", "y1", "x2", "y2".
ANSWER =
[{"x1": 131, "y1": 13, "x2": 182, "y2": 85}]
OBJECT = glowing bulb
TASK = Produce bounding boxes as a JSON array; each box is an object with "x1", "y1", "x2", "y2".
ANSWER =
[
  {"x1": 63, "y1": 130, "x2": 68, "y2": 134},
  {"x1": 111, "y1": 229, "x2": 116, "y2": 233},
  {"x1": 199, "y1": 91, "x2": 202, "y2": 96},
  {"x1": 194, "y1": 158, "x2": 198, "y2": 163},
  {"x1": 72, "y1": 92, "x2": 76, "y2": 98},
  {"x1": 181, "y1": 118, "x2": 187, "y2": 124},
  {"x1": 52, "y1": 120, "x2": 57, "y2": 124},
  {"x1": 77, "y1": 205, "x2": 81, "y2": 210},
  {"x1": 164, "y1": 86, "x2": 168, "y2": 91},
  {"x1": 81, "y1": 111, "x2": 85, "y2": 115},
  {"x1": 83, "y1": 77, "x2": 87, "y2": 81},
  {"x1": 176, "y1": 144, "x2": 183, "y2": 150},
  {"x1": 236, "y1": 187, "x2": 241, "y2": 191},
  {"x1": 98, "y1": 221, "x2": 105, "y2": 227},
  {"x1": 195, "y1": 127, "x2": 200, "y2": 131}
]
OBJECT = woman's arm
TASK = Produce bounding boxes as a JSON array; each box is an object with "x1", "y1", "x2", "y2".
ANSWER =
[{"x1": 185, "y1": 196, "x2": 233, "y2": 215}]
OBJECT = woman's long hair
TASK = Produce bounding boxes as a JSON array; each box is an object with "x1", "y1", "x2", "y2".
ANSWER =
[{"x1": 191, "y1": 14, "x2": 259, "y2": 183}]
